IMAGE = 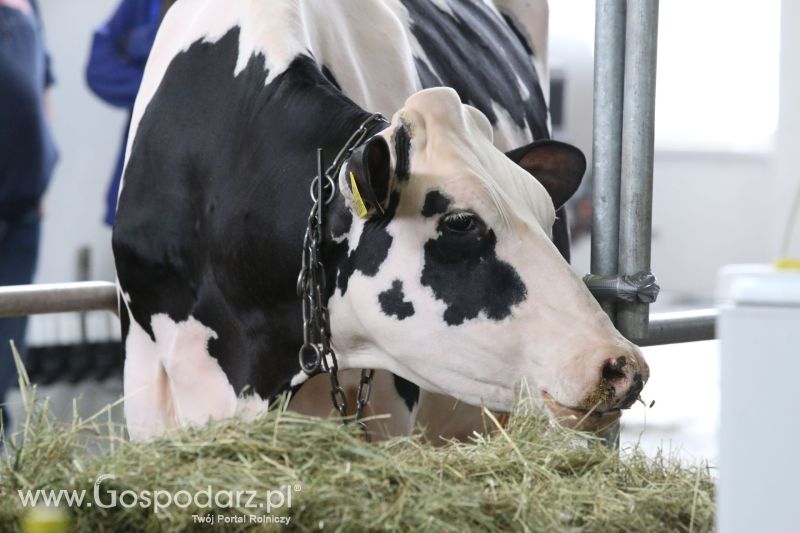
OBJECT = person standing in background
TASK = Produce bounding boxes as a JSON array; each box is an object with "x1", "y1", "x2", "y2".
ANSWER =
[
  {"x1": 0, "y1": 0, "x2": 58, "y2": 433},
  {"x1": 86, "y1": 0, "x2": 175, "y2": 227}
]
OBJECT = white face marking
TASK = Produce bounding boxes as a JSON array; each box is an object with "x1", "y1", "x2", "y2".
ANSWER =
[{"x1": 330, "y1": 87, "x2": 645, "y2": 412}]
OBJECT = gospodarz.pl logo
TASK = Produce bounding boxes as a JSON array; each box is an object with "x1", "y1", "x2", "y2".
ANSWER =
[{"x1": 18, "y1": 474, "x2": 300, "y2": 526}]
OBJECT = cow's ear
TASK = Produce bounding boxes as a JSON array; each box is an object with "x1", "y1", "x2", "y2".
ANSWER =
[
  {"x1": 343, "y1": 135, "x2": 393, "y2": 217},
  {"x1": 506, "y1": 140, "x2": 586, "y2": 209}
]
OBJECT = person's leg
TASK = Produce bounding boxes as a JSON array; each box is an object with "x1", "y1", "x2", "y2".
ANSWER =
[{"x1": 0, "y1": 211, "x2": 41, "y2": 433}]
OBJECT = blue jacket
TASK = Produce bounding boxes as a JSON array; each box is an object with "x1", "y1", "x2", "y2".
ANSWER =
[
  {"x1": 0, "y1": 0, "x2": 58, "y2": 221},
  {"x1": 86, "y1": 0, "x2": 161, "y2": 225}
]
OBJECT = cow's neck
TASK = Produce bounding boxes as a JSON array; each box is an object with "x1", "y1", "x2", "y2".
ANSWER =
[{"x1": 239, "y1": 57, "x2": 386, "y2": 399}]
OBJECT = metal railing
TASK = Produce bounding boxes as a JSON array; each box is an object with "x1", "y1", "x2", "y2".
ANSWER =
[
  {"x1": 636, "y1": 308, "x2": 716, "y2": 346},
  {"x1": 586, "y1": 3, "x2": 717, "y2": 347},
  {"x1": 0, "y1": 282, "x2": 716, "y2": 346},
  {"x1": 590, "y1": 0, "x2": 626, "y2": 322},
  {"x1": 615, "y1": 0, "x2": 660, "y2": 340},
  {"x1": 0, "y1": 282, "x2": 118, "y2": 318}
]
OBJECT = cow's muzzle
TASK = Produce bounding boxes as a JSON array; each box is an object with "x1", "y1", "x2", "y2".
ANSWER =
[
  {"x1": 542, "y1": 348, "x2": 649, "y2": 432},
  {"x1": 581, "y1": 350, "x2": 649, "y2": 412}
]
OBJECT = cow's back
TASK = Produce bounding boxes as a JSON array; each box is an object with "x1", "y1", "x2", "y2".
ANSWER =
[{"x1": 124, "y1": 0, "x2": 549, "y2": 176}]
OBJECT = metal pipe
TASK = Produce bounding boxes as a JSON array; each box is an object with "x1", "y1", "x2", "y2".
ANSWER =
[
  {"x1": 591, "y1": 0, "x2": 627, "y2": 321},
  {"x1": 0, "y1": 279, "x2": 716, "y2": 347},
  {"x1": 0, "y1": 282, "x2": 118, "y2": 318},
  {"x1": 636, "y1": 308, "x2": 717, "y2": 347},
  {"x1": 616, "y1": 0, "x2": 659, "y2": 340}
]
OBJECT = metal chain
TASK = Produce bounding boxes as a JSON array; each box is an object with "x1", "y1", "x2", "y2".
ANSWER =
[
  {"x1": 296, "y1": 114, "x2": 387, "y2": 429},
  {"x1": 354, "y1": 368, "x2": 375, "y2": 427}
]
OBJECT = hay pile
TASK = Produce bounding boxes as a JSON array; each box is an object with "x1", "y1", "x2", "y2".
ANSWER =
[{"x1": 0, "y1": 391, "x2": 714, "y2": 532}]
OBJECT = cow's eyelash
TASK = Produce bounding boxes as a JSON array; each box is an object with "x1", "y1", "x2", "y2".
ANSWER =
[
  {"x1": 442, "y1": 210, "x2": 478, "y2": 232},
  {"x1": 444, "y1": 211, "x2": 472, "y2": 222}
]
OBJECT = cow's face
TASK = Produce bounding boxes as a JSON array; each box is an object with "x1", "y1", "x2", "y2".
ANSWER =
[{"x1": 329, "y1": 88, "x2": 647, "y2": 426}]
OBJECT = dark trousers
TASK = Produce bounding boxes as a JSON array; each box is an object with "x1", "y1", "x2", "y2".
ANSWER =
[{"x1": 0, "y1": 211, "x2": 41, "y2": 432}]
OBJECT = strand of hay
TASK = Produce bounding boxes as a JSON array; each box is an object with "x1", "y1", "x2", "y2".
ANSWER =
[{"x1": 0, "y1": 345, "x2": 714, "y2": 532}]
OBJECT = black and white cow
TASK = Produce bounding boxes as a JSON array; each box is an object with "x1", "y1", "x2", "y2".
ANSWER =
[{"x1": 113, "y1": 0, "x2": 648, "y2": 440}]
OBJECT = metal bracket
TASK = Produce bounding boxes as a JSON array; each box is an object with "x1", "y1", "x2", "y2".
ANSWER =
[{"x1": 583, "y1": 271, "x2": 660, "y2": 304}]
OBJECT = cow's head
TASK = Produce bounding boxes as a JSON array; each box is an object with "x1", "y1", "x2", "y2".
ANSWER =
[{"x1": 328, "y1": 87, "x2": 647, "y2": 427}]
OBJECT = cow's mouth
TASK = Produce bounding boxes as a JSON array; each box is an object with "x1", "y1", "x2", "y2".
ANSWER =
[{"x1": 541, "y1": 391, "x2": 621, "y2": 433}]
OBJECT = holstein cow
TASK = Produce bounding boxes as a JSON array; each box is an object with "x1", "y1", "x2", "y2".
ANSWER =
[{"x1": 113, "y1": 0, "x2": 648, "y2": 440}]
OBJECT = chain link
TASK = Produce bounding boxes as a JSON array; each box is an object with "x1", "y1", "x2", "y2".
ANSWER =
[
  {"x1": 296, "y1": 114, "x2": 387, "y2": 430},
  {"x1": 354, "y1": 368, "x2": 375, "y2": 426}
]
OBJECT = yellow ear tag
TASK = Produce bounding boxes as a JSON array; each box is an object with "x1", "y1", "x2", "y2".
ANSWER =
[{"x1": 349, "y1": 171, "x2": 369, "y2": 218}]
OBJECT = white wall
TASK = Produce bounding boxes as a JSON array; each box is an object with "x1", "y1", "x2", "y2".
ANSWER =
[
  {"x1": 37, "y1": 0, "x2": 125, "y2": 286},
  {"x1": 548, "y1": 0, "x2": 594, "y2": 158},
  {"x1": 30, "y1": 0, "x2": 125, "y2": 344},
  {"x1": 650, "y1": 152, "x2": 773, "y2": 300},
  {"x1": 551, "y1": 0, "x2": 783, "y2": 304},
  {"x1": 572, "y1": 151, "x2": 773, "y2": 303},
  {"x1": 774, "y1": 0, "x2": 800, "y2": 257}
]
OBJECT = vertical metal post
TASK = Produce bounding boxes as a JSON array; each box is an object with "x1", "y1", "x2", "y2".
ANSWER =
[
  {"x1": 591, "y1": 0, "x2": 627, "y2": 322},
  {"x1": 77, "y1": 246, "x2": 91, "y2": 343},
  {"x1": 617, "y1": 0, "x2": 659, "y2": 341}
]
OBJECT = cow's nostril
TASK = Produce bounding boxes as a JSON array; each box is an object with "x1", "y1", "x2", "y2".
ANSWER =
[
  {"x1": 618, "y1": 373, "x2": 645, "y2": 409},
  {"x1": 602, "y1": 356, "x2": 628, "y2": 383}
]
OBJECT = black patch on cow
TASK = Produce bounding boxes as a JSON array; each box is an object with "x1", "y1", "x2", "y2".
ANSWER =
[
  {"x1": 552, "y1": 208, "x2": 571, "y2": 263},
  {"x1": 500, "y1": 12, "x2": 534, "y2": 57},
  {"x1": 401, "y1": 0, "x2": 548, "y2": 139},
  {"x1": 113, "y1": 26, "x2": 379, "y2": 401},
  {"x1": 329, "y1": 196, "x2": 353, "y2": 240},
  {"x1": 321, "y1": 64, "x2": 341, "y2": 90},
  {"x1": 393, "y1": 374, "x2": 420, "y2": 412},
  {"x1": 378, "y1": 280, "x2": 415, "y2": 320},
  {"x1": 414, "y1": 56, "x2": 442, "y2": 88},
  {"x1": 421, "y1": 190, "x2": 452, "y2": 218},
  {"x1": 335, "y1": 191, "x2": 400, "y2": 295},
  {"x1": 118, "y1": 291, "x2": 130, "y2": 343},
  {"x1": 619, "y1": 372, "x2": 644, "y2": 410},
  {"x1": 421, "y1": 217, "x2": 527, "y2": 325},
  {"x1": 392, "y1": 124, "x2": 411, "y2": 181}
]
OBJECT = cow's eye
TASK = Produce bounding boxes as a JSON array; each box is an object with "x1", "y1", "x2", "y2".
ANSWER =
[{"x1": 442, "y1": 211, "x2": 477, "y2": 233}]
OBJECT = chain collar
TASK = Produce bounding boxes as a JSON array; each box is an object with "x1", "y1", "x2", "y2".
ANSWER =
[
  {"x1": 309, "y1": 113, "x2": 389, "y2": 206},
  {"x1": 296, "y1": 113, "x2": 387, "y2": 432}
]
